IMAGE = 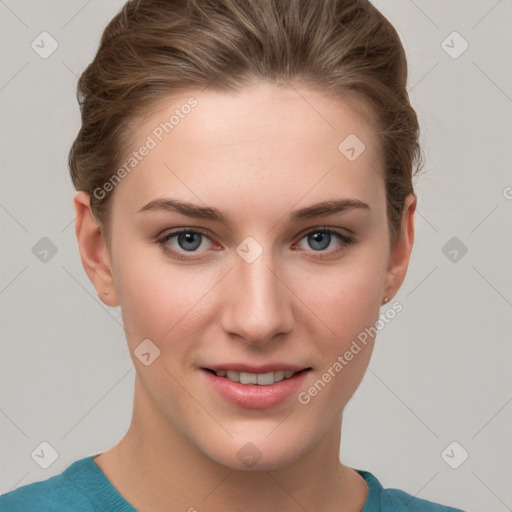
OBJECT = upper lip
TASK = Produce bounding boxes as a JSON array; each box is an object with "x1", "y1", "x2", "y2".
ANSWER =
[{"x1": 203, "y1": 363, "x2": 311, "y2": 374}]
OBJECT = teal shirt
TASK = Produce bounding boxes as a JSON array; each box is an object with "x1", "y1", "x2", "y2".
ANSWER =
[{"x1": 0, "y1": 456, "x2": 466, "y2": 511}]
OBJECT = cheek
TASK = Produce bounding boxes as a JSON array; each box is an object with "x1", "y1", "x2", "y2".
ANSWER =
[
  {"x1": 112, "y1": 246, "x2": 207, "y2": 349},
  {"x1": 291, "y1": 251, "x2": 385, "y2": 399},
  {"x1": 293, "y1": 252, "x2": 386, "y2": 339}
]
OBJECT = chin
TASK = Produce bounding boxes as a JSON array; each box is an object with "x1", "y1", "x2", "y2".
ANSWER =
[{"x1": 200, "y1": 431, "x2": 313, "y2": 472}]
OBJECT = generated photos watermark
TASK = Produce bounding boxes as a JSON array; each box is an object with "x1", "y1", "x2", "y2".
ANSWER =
[
  {"x1": 93, "y1": 97, "x2": 198, "y2": 200},
  {"x1": 297, "y1": 301, "x2": 403, "y2": 405}
]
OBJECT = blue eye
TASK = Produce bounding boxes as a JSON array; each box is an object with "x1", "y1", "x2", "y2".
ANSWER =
[
  {"x1": 158, "y1": 228, "x2": 213, "y2": 260},
  {"x1": 295, "y1": 228, "x2": 354, "y2": 256},
  {"x1": 172, "y1": 231, "x2": 203, "y2": 251},
  {"x1": 307, "y1": 231, "x2": 334, "y2": 251},
  {"x1": 157, "y1": 227, "x2": 354, "y2": 261}
]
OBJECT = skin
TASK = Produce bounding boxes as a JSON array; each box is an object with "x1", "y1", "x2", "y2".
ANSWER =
[{"x1": 74, "y1": 83, "x2": 416, "y2": 512}]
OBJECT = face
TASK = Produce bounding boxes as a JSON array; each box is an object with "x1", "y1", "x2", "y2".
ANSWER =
[{"x1": 80, "y1": 83, "x2": 414, "y2": 471}]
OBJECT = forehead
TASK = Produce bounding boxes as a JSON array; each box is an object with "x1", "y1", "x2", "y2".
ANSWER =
[{"x1": 111, "y1": 83, "x2": 384, "y2": 220}]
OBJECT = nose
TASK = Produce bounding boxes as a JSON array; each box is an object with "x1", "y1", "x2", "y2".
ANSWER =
[{"x1": 220, "y1": 248, "x2": 294, "y2": 346}]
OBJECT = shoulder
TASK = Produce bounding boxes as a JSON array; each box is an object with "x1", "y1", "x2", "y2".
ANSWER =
[
  {"x1": 357, "y1": 470, "x2": 468, "y2": 512},
  {"x1": 380, "y1": 487, "x2": 466, "y2": 511},
  {"x1": 0, "y1": 458, "x2": 96, "y2": 512}
]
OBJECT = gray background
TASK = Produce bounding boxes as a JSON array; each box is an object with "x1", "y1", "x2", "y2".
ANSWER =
[{"x1": 1, "y1": 1, "x2": 511, "y2": 510}]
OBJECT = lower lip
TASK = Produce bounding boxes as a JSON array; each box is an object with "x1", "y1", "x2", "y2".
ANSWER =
[{"x1": 202, "y1": 369, "x2": 310, "y2": 409}]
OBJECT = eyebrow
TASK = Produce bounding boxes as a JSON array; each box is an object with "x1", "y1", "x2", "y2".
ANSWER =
[{"x1": 137, "y1": 197, "x2": 370, "y2": 224}]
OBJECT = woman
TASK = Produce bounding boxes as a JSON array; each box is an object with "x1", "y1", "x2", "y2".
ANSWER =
[{"x1": 0, "y1": 0, "x2": 467, "y2": 510}]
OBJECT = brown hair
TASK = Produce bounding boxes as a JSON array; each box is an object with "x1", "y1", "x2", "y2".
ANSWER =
[{"x1": 68, "y1": 0, "x2": 423, "y2": 244}]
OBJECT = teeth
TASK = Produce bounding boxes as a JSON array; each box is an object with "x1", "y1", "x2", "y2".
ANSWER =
[
  {"x1": 274, "y1": 370, "x2": 285, "y2": 382},
  {"x1": 256, "y1": 372, "x2": 274, "y2": 385},
  {"x1": 215, "y1": 369, "x2": 299, "y2": 385},
  {"x1": 226, "y1": 370, "x2": 240, "y2": 382},
  {"x1": 240, "y1": 372, "x2": 258, "y2": 384}
]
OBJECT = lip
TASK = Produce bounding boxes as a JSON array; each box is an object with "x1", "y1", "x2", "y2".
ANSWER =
[
  {"x1": 201, "y1": 366, "x2": 311, "y2": 409},
  {"x1": 204, "y1": 363, "x2": 308, "y2": 374}
]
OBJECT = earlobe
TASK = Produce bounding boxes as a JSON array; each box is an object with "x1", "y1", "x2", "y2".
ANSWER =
[
  {"x1": 382, "y1": 194, "x2": 416, "y2": 304},
  {"x1": 73, "y1": 191, "x2": 119, "y2": 306}
]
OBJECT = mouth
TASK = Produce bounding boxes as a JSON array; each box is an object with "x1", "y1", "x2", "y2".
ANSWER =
[
  {"x1": 201, "y1": 365, "x2": 312, "y2": 408},
  {"x1": 202, "y1": 368, "x2": 311, "y2": 386},
  {"x1": 200, "y1": 363, "x2": 312, "y2": 408}
]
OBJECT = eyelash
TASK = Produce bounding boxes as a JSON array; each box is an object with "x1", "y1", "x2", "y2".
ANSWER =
[{"x1": 156, "y1": 227, "x2": 355, "y2": 261}]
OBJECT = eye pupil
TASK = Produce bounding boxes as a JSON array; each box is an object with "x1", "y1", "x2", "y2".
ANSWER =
[
  {"x1": 178, "y1": 232, "x2": 202, "y2": 251},
  {"x1": 309, "y1": 231, "x2": 330, "y2": 251}
]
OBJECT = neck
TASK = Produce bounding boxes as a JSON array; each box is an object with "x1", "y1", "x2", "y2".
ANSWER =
[{"x1": 94, "y1": 377, "x2": 368, "y2": 512}]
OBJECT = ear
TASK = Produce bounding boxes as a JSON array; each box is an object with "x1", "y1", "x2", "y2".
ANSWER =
[
  {"x1": 382, "y1": 194, "x2": 416, "y2": 303},
  {"x1": 74, "y1": 191, "x2": 119, "y2": 307}
]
